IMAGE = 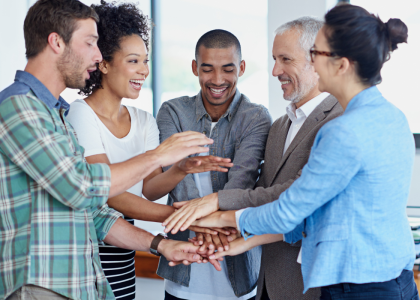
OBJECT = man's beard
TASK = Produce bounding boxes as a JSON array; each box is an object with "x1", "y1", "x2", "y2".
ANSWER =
[
  {"x1": 283, "y1": 62, "x2": 318, "y2": 104},
  {"x1": 57, "y1": 46, "x2": 87, "y2": 90}
]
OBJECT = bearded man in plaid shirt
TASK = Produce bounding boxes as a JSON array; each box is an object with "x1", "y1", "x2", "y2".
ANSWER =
[{"x1": 0, "y1": 1, "x2": 220, "y2": 299}]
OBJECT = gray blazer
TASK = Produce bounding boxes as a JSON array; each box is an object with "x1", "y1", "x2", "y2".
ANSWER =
[{"x1": 218, "y1": 95, "x2": 343, "y2": 300}]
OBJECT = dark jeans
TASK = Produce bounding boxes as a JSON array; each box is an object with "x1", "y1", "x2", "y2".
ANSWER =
[
  {"x1": 320, "y1": 269, "x2": 419, "y2": 300},
  {"x1": 165, "y1": 291, "x2": 256, "y2": 300}
]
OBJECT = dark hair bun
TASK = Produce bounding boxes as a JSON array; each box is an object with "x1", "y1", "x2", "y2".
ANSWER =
[
  {"x1": 324, "y1": 4, "x2": 408, "y2": 86},
  {"x1": 386, "y1": 18, "x2": 408, "y2": 51}
]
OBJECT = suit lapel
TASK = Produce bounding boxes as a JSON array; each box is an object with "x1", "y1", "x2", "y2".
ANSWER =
[
  {"x1": 266, "y1": 116, "x2": 291, "y2": 185},
  {"x1": 269, "y1": 95, "x2": 337, "y2": 186}
]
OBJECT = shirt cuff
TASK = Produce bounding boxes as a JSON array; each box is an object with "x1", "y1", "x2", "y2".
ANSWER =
[
  {"x1": 87, "y1": 163, "x2": 111, "y2": 208},
  {"x1": 93, "y1": 205, "x2": 123, "y2": 241},
  {"x1": 235, "y1": 208, "x2": 246, "y2": 232},
  {"x1": 238, "y1": 208, "x2": 255, "y2": 240},
  {"x1": 283, "y1": 221, "x2": 304, "y2": 244}
]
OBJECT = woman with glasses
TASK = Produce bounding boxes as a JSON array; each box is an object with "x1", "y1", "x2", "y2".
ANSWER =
[{"x1": 174, "y1": 4, "x2": 418, "y2": 299}]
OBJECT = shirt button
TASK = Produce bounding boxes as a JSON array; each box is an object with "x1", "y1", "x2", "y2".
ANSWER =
[
  {"x1": 302, "y1": 231, "x2": 307, "y2": 238},
  {"x1": 203, "y1": 131, "x2": 207, "y2": 135}
]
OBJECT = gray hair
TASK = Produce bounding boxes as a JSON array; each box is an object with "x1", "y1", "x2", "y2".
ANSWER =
[{"x1": 274, "y1": 16, "x2": 324, "y2": 61}]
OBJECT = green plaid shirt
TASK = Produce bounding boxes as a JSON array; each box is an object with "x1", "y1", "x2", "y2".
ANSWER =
[{"x1": 0, "y1": 71, "x2": 122, "y2": 300}]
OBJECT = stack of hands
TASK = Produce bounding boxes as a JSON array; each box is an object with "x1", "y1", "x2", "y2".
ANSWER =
[
  {"x1": 154, "y1": 151, "x2": 283, "y2": 269},
  {"x1": 162, "y1": 223, "x2": 250, "y2": 271},
  {"x1": 159, "y1": 191, "x2": 250, "y2": 270}
]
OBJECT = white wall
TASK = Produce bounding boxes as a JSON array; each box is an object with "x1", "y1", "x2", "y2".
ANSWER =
[{"x1": 0, "y1": 0, "x2": 31, "y2": 91}]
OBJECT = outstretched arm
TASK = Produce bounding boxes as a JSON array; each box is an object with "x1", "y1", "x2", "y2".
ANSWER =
[
  {"x1": 208, "y1": 234, "x2": 283, "y2": 260},
  {"x1": 161, "y1": 172, "x2": 302, "y2": 234},
  {"x1": 86, "y1": 155, "x2": 224, "y2": 236},
  {"x1": 104, "y1": 218, "x2": 203, "y2": 265},
  {"x1": 143, "y1": 156, "x2": 233, "y2": 201},
  {"x1": 108, "y1": 131, "x2": 214, "y2": 198},
  {"x1": 239, "y1": 123, "x2": 361, "y2": 238},
  {"x1": 166, "y1": 233, "x2": 283, "y2": 267}
]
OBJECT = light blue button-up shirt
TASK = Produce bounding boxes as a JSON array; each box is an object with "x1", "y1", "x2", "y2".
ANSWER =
[{"x1": 239, "y1": 86, "x2": 416, "y2": 292}]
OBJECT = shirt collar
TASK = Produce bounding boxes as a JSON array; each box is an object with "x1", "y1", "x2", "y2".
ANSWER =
[
  {"x1": 286, "y1": 92, "x2": 329, "y2": 122},
  {"x1": 15, "y1": 70, "x2": 70, "y2": 113},
  {"x1": 195, "y1": 89, "x2": 242, "y2": 123}
]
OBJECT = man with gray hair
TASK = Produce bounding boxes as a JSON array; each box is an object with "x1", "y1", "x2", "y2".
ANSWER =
[{"x1": 164, "y1": 17, "x2": 343, "y2": 299}]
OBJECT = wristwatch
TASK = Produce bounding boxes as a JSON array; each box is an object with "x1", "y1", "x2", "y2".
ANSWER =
[{"x1": 150, "y1": 233, "x2": 167, "y2": 256}]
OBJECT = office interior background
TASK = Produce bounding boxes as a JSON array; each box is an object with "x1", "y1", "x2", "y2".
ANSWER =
[{"x1": 0, "y1": 0, "x2": 419, "y2": 298}]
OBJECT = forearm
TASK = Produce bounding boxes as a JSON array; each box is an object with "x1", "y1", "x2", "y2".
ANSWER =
[
  {"x1": 192, "y1": 210, "x2": 238, "y2": 229},
  {"x1": 104, "y1": 218, "x2": 154, "y2": 252},
  {"x1": 143, "y1": 165, "x2": 186, "y2": 201},
  {"x1": 243, "y1": 233, "x2": 284, "y2": 248},
  {"x1": 208, "y1": 233, "x2": 283, "y2": 259},
  {"x1": 107, "y1": 192, "x2": 175, "y2": 222},
  {"x1": 105, "y1": 218, "x2": 202, "y2": 264},
  {"x1": 109, "y1": 131, "x2": 213, "y2": 198},
  {"x1": 109, "y1": 151, "x2": 161, "y2": 198},
  {"x1": 218, "y1": 179, "x2": 296, "y2": 210}
]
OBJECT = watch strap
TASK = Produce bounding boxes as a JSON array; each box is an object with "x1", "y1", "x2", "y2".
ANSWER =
[{"x1": 150, "y1": 234, "x2": 166, "y2": 256}]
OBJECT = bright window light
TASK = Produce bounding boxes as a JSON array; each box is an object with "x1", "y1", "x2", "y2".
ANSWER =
[{"x1": 351, "y1": 0, "x2": 420, "y2": 133}]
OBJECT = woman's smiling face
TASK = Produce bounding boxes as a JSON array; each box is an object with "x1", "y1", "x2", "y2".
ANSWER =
[{"x1": 101, "y1": 34, "x2": 150, "y2": 100}]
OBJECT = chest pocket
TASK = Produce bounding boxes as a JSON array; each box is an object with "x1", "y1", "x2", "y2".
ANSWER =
[
  {"x1": 315, "y1": 224, "x2": 349, "y2": 247},
  {"x1": 222, "y1": 141, "x2": 237, "y2": 160}
]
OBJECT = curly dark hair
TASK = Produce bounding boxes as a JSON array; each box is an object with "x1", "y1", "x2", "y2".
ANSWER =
[{"x1": 79, "y1": 0, "x2": 150, "y2": 96}]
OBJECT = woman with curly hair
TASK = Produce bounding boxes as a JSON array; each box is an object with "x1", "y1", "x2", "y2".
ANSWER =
[{"x1": 66, "y1": 1, "x2": 232, "y2": 299}]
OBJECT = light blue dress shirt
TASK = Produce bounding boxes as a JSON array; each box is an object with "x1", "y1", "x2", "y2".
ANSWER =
[{"x1": 239, "y1": 86, "x2": 416, "y2": 292}]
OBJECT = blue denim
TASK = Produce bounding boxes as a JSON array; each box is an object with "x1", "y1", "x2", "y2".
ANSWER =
[
  {"x1": 239, "y1": 86, "x2": 416, "y2": 292},
  {"x1": 0, "y1": 71, "x2": 69, "y2": 112},
  {"x1": 156, "y1": 90, "x2": 272, "y2": 297},
  {"x1": 320, "y1": 270, "x2": 419, "y2": 300}
]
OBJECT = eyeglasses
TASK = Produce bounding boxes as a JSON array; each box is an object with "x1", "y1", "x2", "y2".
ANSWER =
[{"x1": 310, "y1": 47, "x2": 337, "y2": 63}]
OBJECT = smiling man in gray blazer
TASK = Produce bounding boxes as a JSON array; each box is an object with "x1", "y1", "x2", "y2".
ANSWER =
[{"x1": 165, "y1": 17, "x2": 344, "y2": 300}]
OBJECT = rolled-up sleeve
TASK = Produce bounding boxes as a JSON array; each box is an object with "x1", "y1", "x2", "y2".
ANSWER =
[
  {"x1": 0, "y1": 95, "x2": 111, "y2": 211},
  {"x1": 92, "y1": 204, "x2": 123, "y2": 241},
  {"x1": 239, "y1": 121, "x2": 361, "y2": 239}
]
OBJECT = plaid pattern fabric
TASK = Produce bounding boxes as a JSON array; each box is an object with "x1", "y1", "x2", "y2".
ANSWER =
[{"x1": 0, "y1": 71, "x2": 122, "y2": 300}]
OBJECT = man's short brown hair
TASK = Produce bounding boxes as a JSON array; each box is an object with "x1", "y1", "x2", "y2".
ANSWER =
[{"x1": 24, "y1": 0, "x2": 99, "y2": 59}]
